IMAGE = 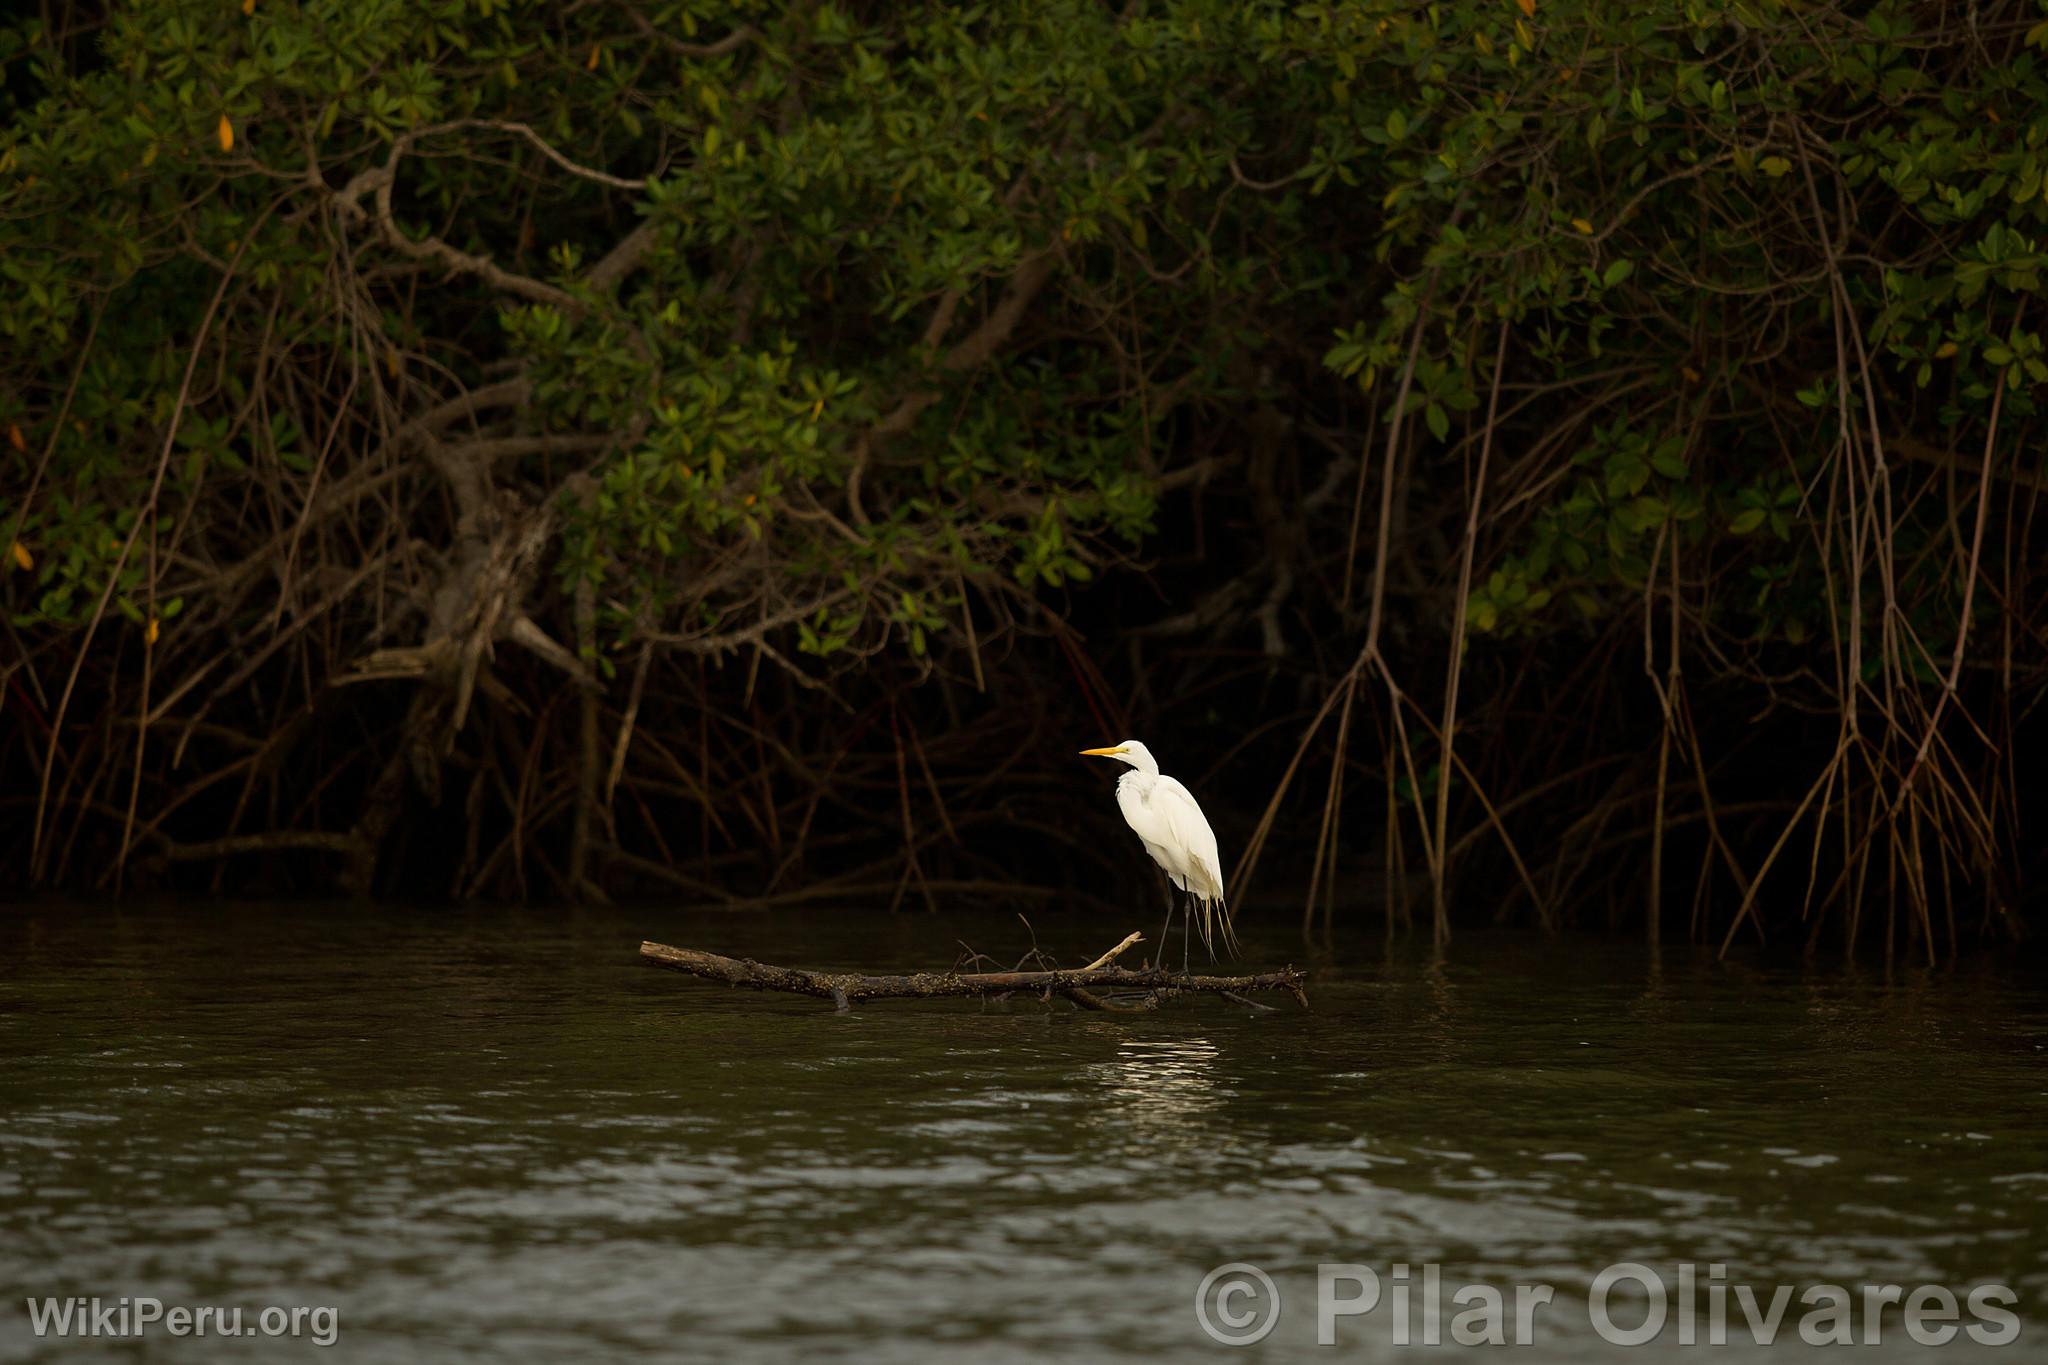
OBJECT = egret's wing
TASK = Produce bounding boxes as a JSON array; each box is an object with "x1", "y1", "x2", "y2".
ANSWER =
[
  {"x1": 1147, "y1": 779, "x2": 1219, "y2": 891},
  {"x1": 1116, "y1": 774, "x2": 1236, "y2": 955},
  {"x1": 1115, "y1": 780, "x2": 1186, "y2": 887},
  {"x1": 1152, "y1": 779, "x2": 1236, "y2": 954}
]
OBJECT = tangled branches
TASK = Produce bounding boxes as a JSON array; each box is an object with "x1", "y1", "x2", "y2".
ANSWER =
[{"x1": 0, "y1": 1, "x2": 2042, "y2": 959}]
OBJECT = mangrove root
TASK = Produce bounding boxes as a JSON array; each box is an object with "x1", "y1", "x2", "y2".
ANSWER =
[{"x1": 637, "y1": 931, "x2": 1309, "y2": 1012}]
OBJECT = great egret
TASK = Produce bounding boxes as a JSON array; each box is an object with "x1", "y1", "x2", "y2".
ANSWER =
[{"x1": 1079, "y1": 741, "x2": 1235, "y2": 967}]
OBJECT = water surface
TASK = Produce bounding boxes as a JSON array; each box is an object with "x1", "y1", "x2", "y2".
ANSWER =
[{"x1": 1, "y1": 904, "x2": 2044, "y2": 1360}]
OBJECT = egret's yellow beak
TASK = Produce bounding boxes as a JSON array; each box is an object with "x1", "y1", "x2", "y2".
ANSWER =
[{"x1": 1079, "y1": 746, "x2": 1128, "y2": 757}]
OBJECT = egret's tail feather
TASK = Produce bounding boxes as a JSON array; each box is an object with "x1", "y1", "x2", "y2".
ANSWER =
[{"x1": 1193, "y1": 894, "x2": 1239, "y2": 960}]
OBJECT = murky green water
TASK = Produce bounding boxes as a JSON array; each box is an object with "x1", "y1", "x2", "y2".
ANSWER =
[{"x1": 1, "y1": 904, "x2": 2044, "y2": 1361}]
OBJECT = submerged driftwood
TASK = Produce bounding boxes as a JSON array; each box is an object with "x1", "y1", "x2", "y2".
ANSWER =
[{"x1": 638, "y1": 932, "x2": 1309, "y2": 1013}]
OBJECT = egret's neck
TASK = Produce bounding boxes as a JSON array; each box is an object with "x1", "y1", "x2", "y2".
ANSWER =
[{"x1": 1124, "y1": 750, "x2": 1159, "y2": 778}]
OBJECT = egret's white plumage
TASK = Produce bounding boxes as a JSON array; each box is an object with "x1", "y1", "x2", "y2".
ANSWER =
[{"x1": 1079, "y1": 740, "x2": 1235, "y2": 961}]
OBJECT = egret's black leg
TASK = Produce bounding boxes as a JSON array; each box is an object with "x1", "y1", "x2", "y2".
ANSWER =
[
  {"x1": 1181, "y1": 909, "x2": 1191, "y2": 974},
  {"x1": 1156, "y1": 884, "x2": 1176, "y2": 971}
]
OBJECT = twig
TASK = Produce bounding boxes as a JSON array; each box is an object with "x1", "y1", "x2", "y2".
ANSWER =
[{"x1": 1078, "y1": 931, "x2": 1143, "y2": 971}]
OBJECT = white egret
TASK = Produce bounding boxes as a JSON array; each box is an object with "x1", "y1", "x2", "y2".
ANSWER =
[{"x1": 1079, "y1": 741, "x2": 1235, "y2": 968}]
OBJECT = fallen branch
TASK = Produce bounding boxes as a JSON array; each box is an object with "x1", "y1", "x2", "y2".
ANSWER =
[{"x1": 638, "y1": 934, "x2": 1309, "y2": 1011}]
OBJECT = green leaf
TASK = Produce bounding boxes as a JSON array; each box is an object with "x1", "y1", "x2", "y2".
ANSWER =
[{"x1": 1650, "y1": 448, "x2": 1689, "y2": 479}]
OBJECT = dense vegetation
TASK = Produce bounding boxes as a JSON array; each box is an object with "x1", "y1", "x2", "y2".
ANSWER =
[{"x1": 3, "y1": 0, "x2": 2043, "y2": 957}]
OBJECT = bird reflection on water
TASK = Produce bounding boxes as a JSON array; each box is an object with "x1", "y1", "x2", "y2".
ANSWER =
[{"x1": 1086, "y1": 1037, "x2": 1228, "y2": 1154}]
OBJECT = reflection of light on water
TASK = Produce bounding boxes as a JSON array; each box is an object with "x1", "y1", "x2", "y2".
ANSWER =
[{"x1": 1086, "y1": 1037, "x2": 1223, "y2": 1150}]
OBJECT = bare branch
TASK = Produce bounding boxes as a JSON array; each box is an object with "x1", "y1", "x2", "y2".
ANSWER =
[
  {"x1": 620, "y1": 10, "x2": 758, "y2": 59},
  {"x1": 846, "y1": 251, "x2": 1061, "y2": 522},
  {"x1": 333, "y1": 141, "x2": 579, "y2": 312},
  {"x1": 640, "y1": 938, "x2": 1310, "y2": 1008},
  {"x1": 507, "y1": 613, "x2": 599, "y2": 689},
  {"x1": 587, "y1": 221, "x2": 661, "y2": 293},
  {"x1": 419, "y1": 118, "x2": 650, "y2": 190}
]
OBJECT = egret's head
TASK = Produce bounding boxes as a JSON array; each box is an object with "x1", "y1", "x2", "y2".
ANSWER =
[{"x1": 1079, "y1": 740, "x2": 1158, "y2": 775}]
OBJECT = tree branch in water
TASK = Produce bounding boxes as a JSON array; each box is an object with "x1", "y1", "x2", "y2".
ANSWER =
[{"x1": 638, "y1": 935, "x2": 1309, "y2": 1012}]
